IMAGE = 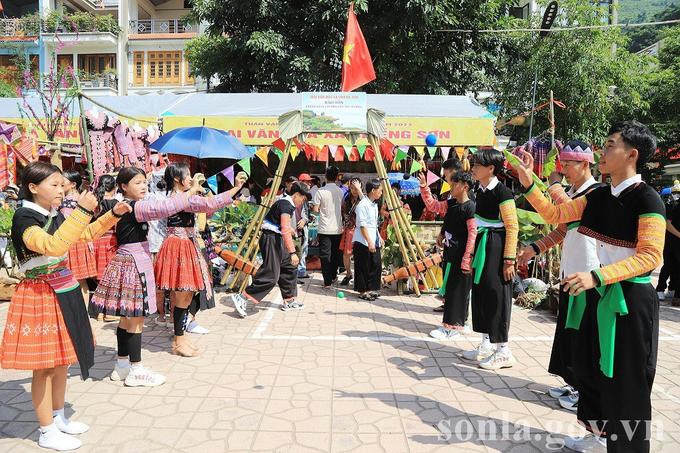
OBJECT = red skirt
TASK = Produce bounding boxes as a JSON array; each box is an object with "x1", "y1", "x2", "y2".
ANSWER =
[
  {"x1": 93, "y1": 233, "x2": 117, "y2": 280},
  {"x1": 154, "y1": 237, "x2": 205, "y2": 292},
  {"x1": 0, "y1": 279, "x2": 78, "y2": 370},
  {"x1": 67, "y1": 241, "x2": 97, "y2": 280},
  {"x1": 339, "y1": 226, "x2": 355, "y2": 254}
]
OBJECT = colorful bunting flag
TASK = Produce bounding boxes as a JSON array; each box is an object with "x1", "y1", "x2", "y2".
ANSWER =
[
  {"x1": 255, "y1": 146, "x2": 269, "y2": 166},
  {"x1": 427, "y1": 147, "x2": 436, "y2": 159},
  {"x1": 290, "y1": 143, "x2": 299, "y2": 161},
  {"x1": 455, "y1": 146, "x2": 465, "y2": 159},
  {"x1": 357, "y1": 145, "x2": 367, "y2": 158},
  {"x1": 344, "y1": 145, "x2": 352, "y2": 158},
  {"x1": 469, "y1": 146, "x2": 478, "y2": 154},
  {"x1": 334, "y1": 145, "x2": 344, "y2": 162},
  {"x1": 380, "y1": 139, "x2": 395, "y2": 161},
  {"x1": 237, "y1": 157, "x2": 251, "y2": 175},
  {"x1": 440, "y1": 181, "x2": 451, "y2": 195},
  {"x1": 206, "y1": 175, "x2": 218, "y2": 194},
  {"x1": 274, "y1": 149, "x2": 283, "y2": 159},
  {"x1": 409, "y1": 160, "x2": 423, "y2": 174},
  {"x1": 394, "y1": 147, "x2": 408, "y2": 165},
  {"x1": 272, "y1": 138, "x2": 286, "y2": 151},
  {"x1": 426, "y1": 170, "x2": 440, "y2": 186},
  {"x1": 349, "y1": 146, "x2": 360, "y2": 161},
  {"x1": 0, "y1": 121, "x2": 21, "y2": 145},
  {"x1": 441, "y1": 147, "x2": 450, "y2": 160},
  {"x1": 221, "y1": 165, "x2": 234, "y2": 185},
  {"x1": 318, "y1": 145, "x2": 328, "y2": 162},
  {"x1": 364, "y1": 145, "x2": 375, "y2": 161}
]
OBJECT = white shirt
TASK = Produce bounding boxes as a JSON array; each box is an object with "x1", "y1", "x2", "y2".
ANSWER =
[
  {"x1": 475, "y1": 177, "x2": 505, "y2": 228},
  {"x1": 19, "y1": 201, "x2": 64, "y2": 273},
  {"x1": 310, "y1": 186, "x2": 319, "y2": 200},
  {"x1": 559, "y1": 177, "x2": 600, "y2": 278},
  {"x1": 596, "y1": 174, "x2": 642, "y2": 266},
  {"x1": 353, "y1": 197, "x2": 379, "y2": 247},
  {"x1": 312, "y1": 183, "x2": 344, "y2": 235}
]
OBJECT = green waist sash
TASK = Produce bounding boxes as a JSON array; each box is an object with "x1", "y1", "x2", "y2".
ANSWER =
[
  {"x1": 471, "y1": 226, "x2": 505, "y2": 285},
  {"x1": 565, "y1": 275, "x2": 651, "y2": 378},
  {"x1": 566, "y1": 222, "x2": 580, "y2": 231}
]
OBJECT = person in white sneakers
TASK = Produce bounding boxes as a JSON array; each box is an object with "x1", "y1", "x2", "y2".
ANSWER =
[
  {"x1": 428, "y1": 170, "x2": 476, "y2": 341},
  {"x1": 462, "y1": 149, "x2": 519, "y2": 370},
  {"x1": 517, "y1": 140, "x2": 605, "y2": 413},
  {"x1": 232, "y1": 182, "x2": 311, "y2": 316}
]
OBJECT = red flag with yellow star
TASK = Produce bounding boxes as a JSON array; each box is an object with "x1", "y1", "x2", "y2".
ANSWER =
[{"x1": 341, "y1": 3, "x2": 376, "y2": 92}]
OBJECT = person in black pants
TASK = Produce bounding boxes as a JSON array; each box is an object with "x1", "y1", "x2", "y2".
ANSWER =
[
  {"x1": 312, "y1": 166, "x2": 345, "y2": 289},
  {"x1": 353, "y1": 179, "x2": 383, "y2": 300},
  {"x1": 656, "y1": 192, "x2": 678, "y2": 300}
]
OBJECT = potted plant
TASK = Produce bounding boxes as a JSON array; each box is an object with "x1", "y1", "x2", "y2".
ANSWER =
[{"x1": 210, "y1": 201, "x2": 256, "y2": 243}]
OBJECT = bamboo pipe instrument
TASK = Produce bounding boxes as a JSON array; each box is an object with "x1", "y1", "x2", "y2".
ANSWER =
[
  {"x1": 383, "y1": 254, "x2": 442, "y2": 284},
  {"x1": 215, "y1": 246, "x2": 259, "y2": 276}
]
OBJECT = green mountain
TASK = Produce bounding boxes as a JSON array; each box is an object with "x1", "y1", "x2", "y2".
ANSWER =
[{"x1": 618, "y1": 0, "x2": 676, "y2": 23}]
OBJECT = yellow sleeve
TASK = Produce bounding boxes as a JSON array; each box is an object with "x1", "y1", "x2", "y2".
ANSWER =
[
  {"x1": 79, "y1": 211, "x2": 119, "y2": 242},
  {"x1": 525, "y1": 184, "x2": 586, "y2": 225},
  {"x1": 547, "y1": 183, "x2": 570, "y2": 205},
  {"x1": 198, "y1": 213, "x2": 207, "y2": 232},
  {"x1": 499, "y1": 199, "x2": 519, "y2": 260},
  {"x1": 594, "y1": 214, "x2": 666, "y2": 285},
  {"x1": 23, "y1": 208, "x2": 93, "y2": 257}
]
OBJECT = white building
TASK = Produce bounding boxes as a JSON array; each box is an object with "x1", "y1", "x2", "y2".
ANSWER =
[{"x1": 0, "y1": 0, "x2": 204, "y2": 96}]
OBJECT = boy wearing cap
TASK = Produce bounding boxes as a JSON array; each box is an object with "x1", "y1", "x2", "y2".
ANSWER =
[{"x1": 517, "y1": 140, "x2": 605, "y2": 412}]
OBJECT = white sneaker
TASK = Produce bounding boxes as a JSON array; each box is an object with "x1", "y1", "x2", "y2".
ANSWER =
[
  {"x1": 281, "y1": 300, "x2": 306, "y2": 311},
  {"x1": 549, "y1": 384, "x2": 575, "y2": 399},
  {"x1": 564, "y1": 433, "x2": 606, "y2": 452},
  {"x1": 110, "y1": 363, "x2": 130, "y2": 381},
  {"x1": 124, "y1": 366, "x2": 166, "y2": 387},
  {"x1": 38, "y1": 427, "x2": 82, "y2": 451},
  {"x1": 461, "y1": 322, "x2": 472, "y2": 335},
  {"x1": 186, "y1": 320, "x2": 210, "y2": 334},
  {"x1": 657, "y1": 291, "x2": 666, "y2": 301},
  {"x1": 559, "y1": 392, "x2": 579, "y2": 411},
  {"x1": 478, "y1": 351, "x2": 517, "y2": 370},
  {"x1": 231, "y1": 293, "x2": 248, "y2": 317},
  {"x1": 53, "y1": 414, "x2": 89, "y2": 435},
  {"x1": 461, "y1": 344, "x2": 495, "y2": 362},
  {"x1": 429, "y1": 326, "x2": 459, "y2": 340}
]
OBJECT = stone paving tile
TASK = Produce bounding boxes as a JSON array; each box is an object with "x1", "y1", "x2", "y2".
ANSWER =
[{"x1": 1, "y1": 271, "x2": 679, "y2": 452}]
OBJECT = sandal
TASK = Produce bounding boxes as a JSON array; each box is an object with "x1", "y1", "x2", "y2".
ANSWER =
[
  {"x1": 433, "y1": 305, "x2": 445, "y2": 312},
  {"x1": 340, "y1": 276, "x2": 352, "y2": 286},
  {"x1": 172, "y1": 341, "x2": 199, "y2": 357},
  {"x1": 359, "y1": 294, "x2": 377, "y2": 301}
]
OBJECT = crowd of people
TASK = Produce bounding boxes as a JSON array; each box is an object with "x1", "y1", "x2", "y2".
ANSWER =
[{"x1": 0, "y1": 119, "x2": 667, "y2": 453}]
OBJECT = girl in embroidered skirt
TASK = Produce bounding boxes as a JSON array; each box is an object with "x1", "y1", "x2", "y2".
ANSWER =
[
  {"x1": 154, "y1": 163, "x2": 247, "y2": 357},
  {"x1": 59, "y1": 170, "x2": 97, "y2": 306},
  {"x1": 91, "y1": 167, "x2": 203, "y2": 386},
  {"x1": 339, "y1": 178, "x2": 363, "y2": 286},
  {"x1": 429, "y1": 170, "x2": 477, "y2": 340},
  {"x1": 92, "y1": 174, "x2": 119, "y2": 322},
  {"x1": 0, "y1": 162, "x2": 129, "y2": 451}
]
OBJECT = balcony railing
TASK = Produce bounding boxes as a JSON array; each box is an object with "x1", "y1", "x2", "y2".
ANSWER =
[
  {"x1": 130, "y1": 19, "x2": 195, "y2": 34},
  {"x1": 78, "y1": 72, "x2": 118, "y2": 90},
  {"x1": 0, "y1": 18, "x2": 42, "y2": 37},
  {"x1": 0, "y1": 13, "x2": 120, "y2": 37}
]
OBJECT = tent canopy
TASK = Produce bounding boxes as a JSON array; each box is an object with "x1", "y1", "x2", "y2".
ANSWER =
[{"x1": 0, "y1": 93, "x2": 496, "y2": 146}]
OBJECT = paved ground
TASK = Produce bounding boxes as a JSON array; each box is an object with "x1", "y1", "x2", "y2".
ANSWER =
[{"x1": 1, "y1": 274, "x2": 679, "y2": 452}]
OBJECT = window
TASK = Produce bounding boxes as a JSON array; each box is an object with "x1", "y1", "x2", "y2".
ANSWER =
[
  {"x1": 134, "y1": 52, "x2": 144, "y2": 86},
  {"x1": 77, "y1": 54, "x2": 115, "y2": 74},
  {"x1": 132, "y1": 51, "x2": 194, "y2": 87}
]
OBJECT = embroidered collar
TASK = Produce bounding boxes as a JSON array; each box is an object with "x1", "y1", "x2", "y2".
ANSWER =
[
  {"x1": 611, "y1": 174, "x2": 642, "y2": 198},
  {"x1": 23, "y1": 200, "x2": 57, "y2": 218},
  {"x1": 479, "y1": 177, "x2": 499, "y2": 192}
]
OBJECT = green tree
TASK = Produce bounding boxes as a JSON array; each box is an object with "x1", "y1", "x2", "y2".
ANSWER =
[
  {"x1": 493, "y1": 0, "x2": 652, "y2": 144},
  {"x1": 185, "y1": 0, "x2": 516, "y2": 94},
  {"x1": 640, "y1": 25, "x2": 680, "y2": 188}
]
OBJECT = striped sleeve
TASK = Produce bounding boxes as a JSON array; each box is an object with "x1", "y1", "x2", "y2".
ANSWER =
[
  {"x1": 534, "y1": 224, "x2": 568, "y2": 253},
  {"x1": 461, "y1": 218, "x2": 477, "y2": 271},
  {"x1": 280, "y1": 213, "x2": 296, "y2": 253},
  {"x1": 420, "y1": 185, "x2": 448, "y2": 216},
  {"x1": 79, "y1": 211, "x2": 119, "y2": 242},
  {"x1": 188, "y1": 191, "x2": 233, "y2": 216},
  {"x1": 499, "y1": 199, "x2": 519, "y2": 260},
  {"x1": 23, "y1": 207, "x2": 93, "y2": 257},
  {"x1": 525, "y1": 184, "x2": 586, "y2": 225},
  {"x1": 547, "y1": 183, "x2": 570, "y2": 205},
  {"x1": 134, "y1": 192, "x2": 191, "y2": 222},
  {"x1": 594, "y1": 214, "x2": 666, "y2": 285}
]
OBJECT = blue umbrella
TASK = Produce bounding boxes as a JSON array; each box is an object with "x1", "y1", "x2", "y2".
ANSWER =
[
  {"x1": 149, "y1": 126, "x2": 252, "y2": 160},
  {"x1": 387, "y1": 172, "x2": 421, "y2": 196}
]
